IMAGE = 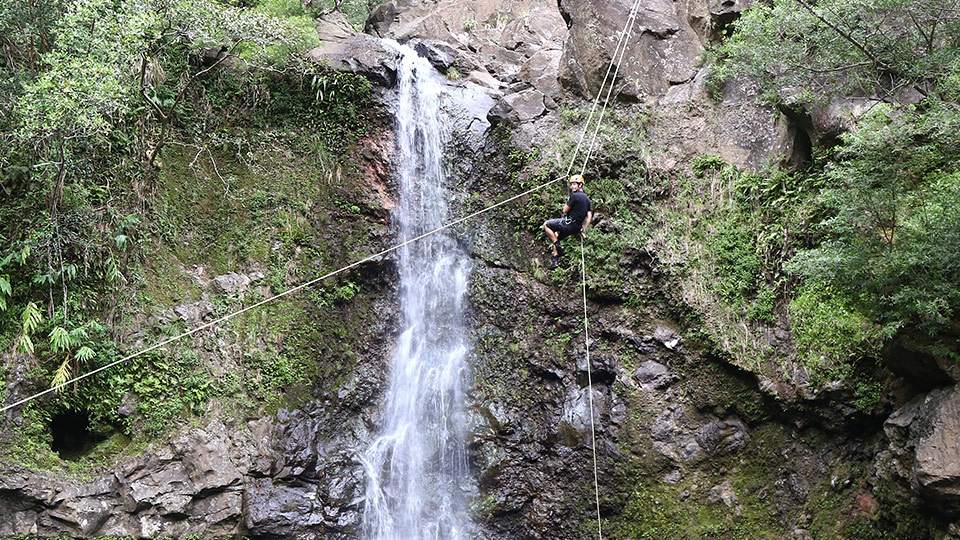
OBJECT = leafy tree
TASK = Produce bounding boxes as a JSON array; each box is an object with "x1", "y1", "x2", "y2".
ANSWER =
[
  {"x1": 301, "y1": 0, "x2": 390, "y2": 28},
  {"x1": 788, "y1": 102, "x2": 960, "y2": 337},
  {"x1": 0, "y1": 0, "x2": 66, "y2": 76},
  {"x1": 714, "y1": 0, "x2": 960, "y2": 388},
  {"x1": 0, "y1": 0, "x2": 374, "y2": 455},
  {"x1": 0, "y1": 0, "x2": 317, "y2": 390},
  {"x1": 725, "y1": 0, "x2": 960, "y2": 105}
]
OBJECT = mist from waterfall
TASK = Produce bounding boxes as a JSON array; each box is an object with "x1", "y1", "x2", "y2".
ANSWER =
[{"x1": 361, "y1": 42, "x2": 473, "y2": 540}]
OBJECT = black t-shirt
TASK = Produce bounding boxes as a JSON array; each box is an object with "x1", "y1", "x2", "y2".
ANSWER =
[{"x1": 567, "y1": 191, "x2": 590, "y2": 225}]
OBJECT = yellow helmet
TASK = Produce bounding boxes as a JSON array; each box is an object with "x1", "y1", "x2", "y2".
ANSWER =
[{"x1": 569, "y1": 174, "x2": 585, "y2": 186}]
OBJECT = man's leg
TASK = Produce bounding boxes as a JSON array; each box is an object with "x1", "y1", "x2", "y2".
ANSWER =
[
  {"x1": 544, "y1": 220, "x2": 564, "y2": 269},
  {"x1": 543, "y1": 221, "x2": 560, "y2": 255}
]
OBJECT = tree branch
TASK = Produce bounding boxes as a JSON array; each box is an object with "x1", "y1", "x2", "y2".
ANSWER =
[
  {"x1": 144, "y1": 41, "x2": 243, "y2": 167},
  {"x1": 138, "y1": 53, "x2": 167, "y2": 121},
  {"x1": 795, "y1": 0, "x2": 897, "y2": 76}
]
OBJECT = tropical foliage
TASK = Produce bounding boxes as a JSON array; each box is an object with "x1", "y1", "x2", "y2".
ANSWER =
[
  {"x1": 0, "y1": 0, "x2": 373, "y2": 451},
  {"x1": 723, "y1": 0, "x2": 960, "y2": 105},
  {"x1": 714, "y1": 0, "x2": 960, "y2": 388}
]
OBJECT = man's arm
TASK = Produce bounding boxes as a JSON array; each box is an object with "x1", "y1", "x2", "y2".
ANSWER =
[{"x1": 581, "y1": 211, "x2": 593, "y2": 236}]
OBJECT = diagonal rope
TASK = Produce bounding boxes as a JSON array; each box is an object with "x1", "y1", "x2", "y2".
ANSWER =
[
  {"x1": 4, "y1": 10, "x2": 644, "y2": 540},
  {"x1": 3, "y1": 0, "x2": 647, "y2": 414},
  {"x1": 0, "y1": 174, "x2": 565, "y2": 414}
]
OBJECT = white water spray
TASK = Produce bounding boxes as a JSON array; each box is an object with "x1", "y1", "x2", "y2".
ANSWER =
[{"x1": 361, "y1": 42, "x2": 472, "y2": 540}]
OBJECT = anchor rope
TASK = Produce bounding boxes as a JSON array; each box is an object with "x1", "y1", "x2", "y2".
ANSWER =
[{"x1": 569, "y1": 0, "x2": 646, "y2": 537}]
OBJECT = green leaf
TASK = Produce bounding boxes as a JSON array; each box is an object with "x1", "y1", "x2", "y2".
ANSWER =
[
  {"x1": 51, "y1": 357, "x2": 72, "y2": 391},
  {"x1": 21, "y1": 302, "x2": 42, "y2": 334},
  {"x1": 75, "y1": 345, "x2": 95, "y2": 362},
  {"x1": 62, "y1": 262, "x2": 77, "y2": 281},
  {"x1": 32, "y1": 273, "x2": 54, "y2": 286},
  {"x1": 49, "y1": 326, "x2": 72, "y2": 352},
  {"x1": 106, "y1": 258, "x2": 123, "y2": 283},
  {"x1": 16, "y1": 334, "x2": 34, "y2": 355},
  {"x1": 69, "y1": 325, "x2": 89, "y2": 341}
]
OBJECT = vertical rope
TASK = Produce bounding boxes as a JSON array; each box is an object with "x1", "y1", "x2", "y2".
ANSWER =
[
  {"x1": 573, "y1": 1, "x2": 644, "y2": 537},
  {"x1": 580, "y1": 235, "x2": 603, "y2": 539},
  {"x1": 579, "y1": 0, "x2": 643, "y2": 176},
  {"x1": 564, "y1": 0, "x2": 644, "y2": 180}
]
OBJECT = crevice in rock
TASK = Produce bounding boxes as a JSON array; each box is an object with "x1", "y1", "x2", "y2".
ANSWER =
[
  {"x1": 711, "y1": 11, "x2": 740, "y2": 41},
  {"x1": 789, "y1": 122, "x2": 813, "y2": 169},
  {"x1": 777, "y1": 105, "x2": 816, "y2": 168},
  {"x1": 50, "y1": 409, "x2": 104, "y2": 461}
]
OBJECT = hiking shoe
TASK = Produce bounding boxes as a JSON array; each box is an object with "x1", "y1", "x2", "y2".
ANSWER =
[
  {"x1": 549, "y1": 256, "x2": 559, "y2": 270},
  {"x1": 554, "y1": 242, "x2": 564, "y2": 257}
]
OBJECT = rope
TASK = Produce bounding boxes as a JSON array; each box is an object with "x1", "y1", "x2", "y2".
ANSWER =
[
  {"x1": 580, "y1": 0, "x2": 644, "y2": 176},
  {"x1": 580, "y1": 235, "x2": 602, "y2": 539},
  {"x1": 568, "y1": 1, "x2": 644, "y2": 536},
  {"x1": 0, "y1": 175, "x2": 565, "y2": 414},
  {"x1": 564, "y1": 0, "x2": 644, "y2": 180},
  {"x1": 3, "y1": 0, "x2": 638, "y2": 414}
]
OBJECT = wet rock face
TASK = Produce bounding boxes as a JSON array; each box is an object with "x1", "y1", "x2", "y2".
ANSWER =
[
  {"x1": 0, "y1": 421, "x2": 249, "y2": 538},
  {"x1": 0, "y1": 408, "x2": 376, "y2": 539},
  {"x1": 882, "y1": 336, "x2": 960, "y2": 390},
  {"x1": 461, "y1": 259, "x2": 761, "y2": 538},
  {"x1": 882, "y1": 385, "x2": 960, "y2": 515},
  {"x1": 6, "y1": 1, "x2": 957, "y2": 539},
  {"x1": 307, "y1": 12, "x2": 399, "y2": 86}
]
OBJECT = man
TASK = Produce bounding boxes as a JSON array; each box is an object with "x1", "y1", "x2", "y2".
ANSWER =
[{"x1": 543, "y1": 174, "x2": 592, "y2": 269}]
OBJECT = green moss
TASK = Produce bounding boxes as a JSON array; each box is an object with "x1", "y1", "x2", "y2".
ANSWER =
[
  {"x1": 128, "y1": 348, "x2": 212, "y2": 437},
  {"x1": 681, "y1": 359, "x2": 770, "y2": 423},
  {"x1": 789, "y1": 284, "x2": 886, "y2": 390},
  {"x1": 3, "y1": 403, "x2": 59, "y2": 470},
  {"x1": 601, "y1": 422, "x2": 800, "y2": 539},
  {"x1": 801, "y1": 463, "x2": 948, "y2": 539},
  {"x1": 603, "y1": 473, "x2": 780, "y2": 539}
]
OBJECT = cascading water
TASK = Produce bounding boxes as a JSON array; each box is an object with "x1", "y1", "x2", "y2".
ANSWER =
[{"x1": 361, "y1": 42, "x2": 473, "y2": 540}]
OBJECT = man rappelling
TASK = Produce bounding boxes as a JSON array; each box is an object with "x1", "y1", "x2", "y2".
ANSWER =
[{"x1": 543, "y1": 174, "x2": 592, "y2": 269}]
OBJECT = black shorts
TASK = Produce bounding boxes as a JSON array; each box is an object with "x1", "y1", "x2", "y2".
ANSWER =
[{"x1": 545, "y1": 217, "x2": 581, "y2": 240}]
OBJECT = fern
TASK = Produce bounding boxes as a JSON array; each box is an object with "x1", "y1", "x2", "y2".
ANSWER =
[
  {"x1": 75, "y1": 346, "x2": 94, "y2": 362},
  {"x1": 49, "y1": 326, "x2": 73, "y2": 353},
  {"x1": 0, "y1": 275, "x2": 9, "y2": 311},
  {"x1": 51, "y1": 354, "x2": 73, "y2": 391},
  {"x1": 16, "y1": 302, "x2": 43, "y2": 353},
  {"x1": 16, "y1": 334, "x2": 34, "y2": 355},
  {"x1": 21, "y1": 302, "x2": 42, "y2": 334}
]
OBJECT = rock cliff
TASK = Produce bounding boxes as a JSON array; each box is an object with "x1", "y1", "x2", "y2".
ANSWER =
[{"x1": 0, "y1": 0, "x2": 956, "y2": 538}]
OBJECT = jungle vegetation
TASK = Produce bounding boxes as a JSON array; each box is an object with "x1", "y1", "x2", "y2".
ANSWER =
[
  {"x1": 0, "y1": 0, "x2": 381, "y2": 465},
  {"x1": 699, "y1": 0, "x2": 960, "y2": 398},
  {"x1": 0, "y1": 0, "x2": 957, "y2": 467}
]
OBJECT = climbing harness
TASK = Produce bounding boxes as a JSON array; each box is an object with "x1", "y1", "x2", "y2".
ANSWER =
[{"x1": 3, "y1": 2, "x2": 646, "y2": 537}]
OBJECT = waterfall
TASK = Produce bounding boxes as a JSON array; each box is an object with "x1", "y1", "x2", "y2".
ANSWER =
[{"x1": 361, "y1": 42, "x2": 473, "y2": 540}]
